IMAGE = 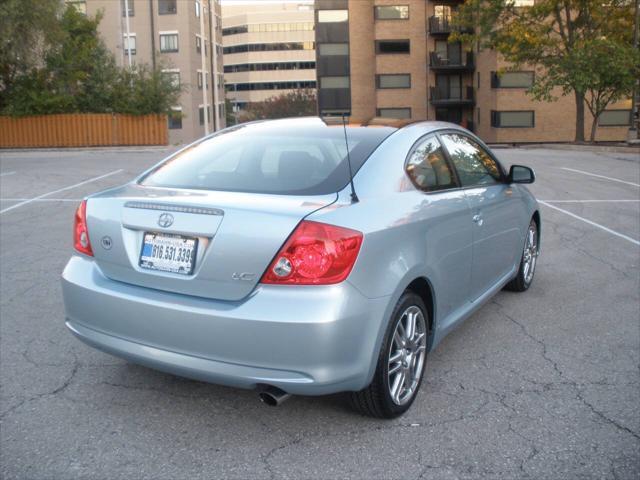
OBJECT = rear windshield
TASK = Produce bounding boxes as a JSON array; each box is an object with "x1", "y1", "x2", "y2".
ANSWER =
[{"x1": 139, "y1": 120, "x2": 396, "y2": 195}]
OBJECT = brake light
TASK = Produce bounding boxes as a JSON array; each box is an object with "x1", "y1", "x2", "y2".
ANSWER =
[
  {"x1": 74, "y1": 200, "x2": 93, "y2": 256},
  {"x1": 261, "y1": 221, "x2": 363, "y2": 285}
]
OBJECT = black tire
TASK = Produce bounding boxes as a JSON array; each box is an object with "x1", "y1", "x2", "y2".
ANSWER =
[
  {"x1": 505, "y1": 218, "x2": 538, "y2": 292},
  {"x1": 349, "y1": 291, "x2": 429, "y2": 419}
]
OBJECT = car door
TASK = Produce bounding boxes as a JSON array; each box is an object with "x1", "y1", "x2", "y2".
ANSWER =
[
  {"x1": 404, "y1": 134, "x2": 473, "y2": 322},
  {"x1": 439, "y1": 132, "x2": 522, "y2": 301}
]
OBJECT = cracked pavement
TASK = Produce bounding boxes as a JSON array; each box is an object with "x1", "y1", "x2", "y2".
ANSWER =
[{"x1": 1, "y1": 147, "x2": 639, "y2": 479}]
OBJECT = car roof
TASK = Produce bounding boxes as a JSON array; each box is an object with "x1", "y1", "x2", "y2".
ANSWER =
[{"x1": 243, "y1": 116, "x2": 468, "y2": 134}]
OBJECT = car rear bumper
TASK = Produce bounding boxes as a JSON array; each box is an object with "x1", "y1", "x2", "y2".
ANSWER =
[{"x1": 62, "y1": 255, "x2": 389, "y2": 395}]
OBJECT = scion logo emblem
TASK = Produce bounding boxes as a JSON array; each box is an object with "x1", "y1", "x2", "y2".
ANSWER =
[
  {"x1": 158, "y1": 213, "x2": 174, "y2": 228},
  {"x1": 100, "y1": 236, "x2": 112, "y2": 250}
]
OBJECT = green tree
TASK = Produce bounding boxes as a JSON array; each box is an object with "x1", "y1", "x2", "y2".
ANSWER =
[
  {"x1": 114, "y1": 63, "x2": 182, "y2": 115},
  {"x1": 452, "y1": 0, "x2": 637, "y2": 142},
  {"x1": 574, "y1": 39, "x2": 639, "y2": 141},
  {"x1": 0, "y1": 0, "x2": 63, "y2": 111},
  {"x1": 239, "y1": 89, "x2": 317, "y2": 122},
  {"x1": 1, "y1": 5, "x2": 181, "y2": 116}
]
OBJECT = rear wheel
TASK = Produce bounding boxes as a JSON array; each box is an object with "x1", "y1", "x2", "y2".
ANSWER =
[
  {"x1": 349, "y1": 292, "x2": 428, "y2": 418},
  {"x1": 505, "y1": 218, "x2": 538, "y2": 292}
]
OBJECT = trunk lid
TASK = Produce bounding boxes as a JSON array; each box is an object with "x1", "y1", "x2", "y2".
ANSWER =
[{"x1": 85, "y1": 183, "x2": 337, "y2": 301}]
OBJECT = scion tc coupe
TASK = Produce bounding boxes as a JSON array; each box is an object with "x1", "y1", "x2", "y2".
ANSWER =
[{"x1": 62, "y1": 118, "x2": 539, "y2": 418}]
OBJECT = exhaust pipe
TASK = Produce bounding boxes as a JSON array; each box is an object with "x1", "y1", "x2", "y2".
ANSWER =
[{"x1": 258, "y1": 386, "x2": 291, "y2": 407}]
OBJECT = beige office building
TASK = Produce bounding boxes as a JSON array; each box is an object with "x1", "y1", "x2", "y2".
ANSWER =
[
  {"x1": 315, "y1": 0, "x2": 632, "y2": 143},
  {"x1": 75, "y1": 0, "x2": 226, "y2": 144},
  {"x1": 222, "y1": 1, "x2": 316, "y2": 113}
]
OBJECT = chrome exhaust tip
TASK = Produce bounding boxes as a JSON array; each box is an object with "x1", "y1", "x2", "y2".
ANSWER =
[{"x1": 258, "y1": 386, "x2": 291, "y2": 406}]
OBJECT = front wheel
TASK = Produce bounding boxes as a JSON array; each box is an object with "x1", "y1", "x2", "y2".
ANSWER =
[
  {"x1": 349, "y1": 292, "x2": 429, "y2": 418},
  {"x1": 505, "y1": 218, "x2": 539, "y2": 292}
]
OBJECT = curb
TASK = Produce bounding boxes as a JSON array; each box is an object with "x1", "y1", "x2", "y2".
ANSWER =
[{"x1": 511, "y1": 143, "x2": 640, "y2": 154}]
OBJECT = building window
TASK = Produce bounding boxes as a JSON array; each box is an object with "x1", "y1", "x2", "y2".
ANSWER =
[
  {"x1": 223, "y1": 22, "x2": 315, "y2": 36},
  {"x1": 121, "y1": 0, "x2": 134, "y2": 16},
  {"x1": 224, "y1": 61, "x2": 316, "y2": 73},
  {"x1": 491, "y1": 71, "x2": 534, "y2": 88},
  {"x1": 162, "y1": 70, "x2": 180, "y2": 87},
  {"x1": 197, "y1": 71, "x2": 208, "y2": 89},
  {"x1": 196, "y1": 35, "x2": 202, "y2": 53},
  {"x1": 598, "y1": 110, "x2": 631, "y2": 126},
  {"x1": 123, "y1": 34, "x2": 136, "y2": 55},
  {"x1": 377, "y1": 108, "x2": 412, "y2": 119},
  {"x1": 376, "y1": 74, "x2": 411, "y2": 89},
  {"x1": 320, "y1": 76, "x2": 350, "y2": 89},
  {"x1": 491, "y1": 111, "x2": 535, "y2": 128},
  {"x1": 158, "y1": 0, "x2": 177, "y2": 15},
  {"x1": 159, "y1": 33, "x2": 178, "y2": 52},
  {"x1": 66, "y1": 1, "x2": 87, "y2": 14},
  {"x1": 318, "y1": 43, "x2": 349, "y2": 56},
  {"x1": 168, "y1": 108, "x2": 182, "y2": 129},
  {"x1": 223, "y1": 42, "x2": 315, "y2": 54},
  {"x1": 375, "y1": 6, "x2": 409, "y2": 20},
  {"x1": 434, "y1": 5, "x2": 452, "y2": 21},
  {"x1": 225, "y1": 81, "x2": 316, "y2": 92},
  {"x1": 195, "y1": 0, "x2": 200, "y2": 17},
  {"x1": 318, "y1": 10, "x2": 348, "y2": 22},
  {"x1": 375, "y1": 40, "x2": 410, "y2": 54},
  {"x1": 199, "y1": 106, "x2": 211, "y2": 125}
]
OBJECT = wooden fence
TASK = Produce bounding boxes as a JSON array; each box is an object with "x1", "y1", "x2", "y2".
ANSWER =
[{"x1": 0, "y1": 113, "x2": 168, "y2": 148}]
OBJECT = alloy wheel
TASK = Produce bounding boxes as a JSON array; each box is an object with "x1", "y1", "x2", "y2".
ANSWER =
[
  {"x1": 387, "y1": 305, "x2": 427, "y2": 405},
  {"x1": 523, "y1": 223, "x2": 538, "y2": 284}
]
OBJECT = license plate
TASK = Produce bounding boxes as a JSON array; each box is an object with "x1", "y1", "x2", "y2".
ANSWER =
[{"x1": 139, "y1": 232, "x2": 198, "y2": 275}]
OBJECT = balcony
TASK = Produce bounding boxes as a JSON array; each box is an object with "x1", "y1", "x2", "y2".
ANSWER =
[
  {"x1": 429, "y1": 51, "x2": 474, "y2": 72},
  {"x1": 428, "y1": 16, "x2": 473, "y2": 36},
  {"x1": 430, "y1": 85, "x2": 475, "y2": 106}
]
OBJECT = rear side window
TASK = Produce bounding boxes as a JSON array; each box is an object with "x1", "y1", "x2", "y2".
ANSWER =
[
  {"x1": 140, "y1": 122, "x2": 396, "y2": 195},
  {"x1": 405, "y1": 135, "x2": 456, "y2": 192},
  {"x1": 440, "y1": 133, "x2": 502, "y2": 187}
]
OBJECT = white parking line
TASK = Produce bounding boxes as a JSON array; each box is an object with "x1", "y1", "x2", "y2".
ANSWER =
[
  {"x1": 0, "y1": 198, "x2": 82, "y2": 202},
  {"x1": 560, "y1": 167, "x2": 640, "y2": 188},
  {"x1": 0, "y1": 171, "x2": 16, "y2": 177},
  {"x1": 540, "y1": 199, "x2": 640, "y2": 203},
  {"x1": 538, "y1": 200, "x2": 640, "y2": 246},
  {"x1": 0, "y1": 169, "x2": 123, "y2": 215}
]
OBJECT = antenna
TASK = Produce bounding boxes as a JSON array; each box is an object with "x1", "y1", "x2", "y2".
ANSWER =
[{"x1": 342, "y1": 113, "x2": 359, "y2": 203}]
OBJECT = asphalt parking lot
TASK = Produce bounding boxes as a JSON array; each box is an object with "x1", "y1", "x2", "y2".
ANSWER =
[{"x1": 1, "y1": 145, "x2": 639, "y2": 479}]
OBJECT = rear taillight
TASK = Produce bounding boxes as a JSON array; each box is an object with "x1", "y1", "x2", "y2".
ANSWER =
[
  {"x1": 261, "y1": 221, "x2": 363, "y2": 285},
  {"x1": 74, "y1": 200, "x2": 93, "y2": 256}
]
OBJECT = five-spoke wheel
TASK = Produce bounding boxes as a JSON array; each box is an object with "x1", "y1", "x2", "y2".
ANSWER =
[
  {"x1": 349, "y1": 292, "x2": 429, "y2": 418},
  {"x1": 387, "y1": 305, "x2": 427, "y2": 405}
]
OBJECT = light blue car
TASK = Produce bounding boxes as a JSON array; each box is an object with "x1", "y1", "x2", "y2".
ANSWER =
[{"x1": 62, "y1": 117, "x2": 539, "y2": 418}]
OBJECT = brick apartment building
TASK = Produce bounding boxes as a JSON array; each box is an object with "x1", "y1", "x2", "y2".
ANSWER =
[
  {"x1": 221, "y1": 1, "x2": 316, "y2": 114},
  {"x1": 71, "y1": 0, "x2": 226, "y2": 144},
  {"x1": 315, "y1": 0, "x2": 633, "y2": 143}
]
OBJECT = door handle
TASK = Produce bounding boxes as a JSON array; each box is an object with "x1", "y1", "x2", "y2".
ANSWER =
[{"x1": 472, "y1": 214, "x2": 483, "y2": 226}]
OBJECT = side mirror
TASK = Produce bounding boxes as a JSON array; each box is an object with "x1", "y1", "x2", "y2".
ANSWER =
[{"x1": 508, "y1": 165, "x2": 535, "y2": 184}]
